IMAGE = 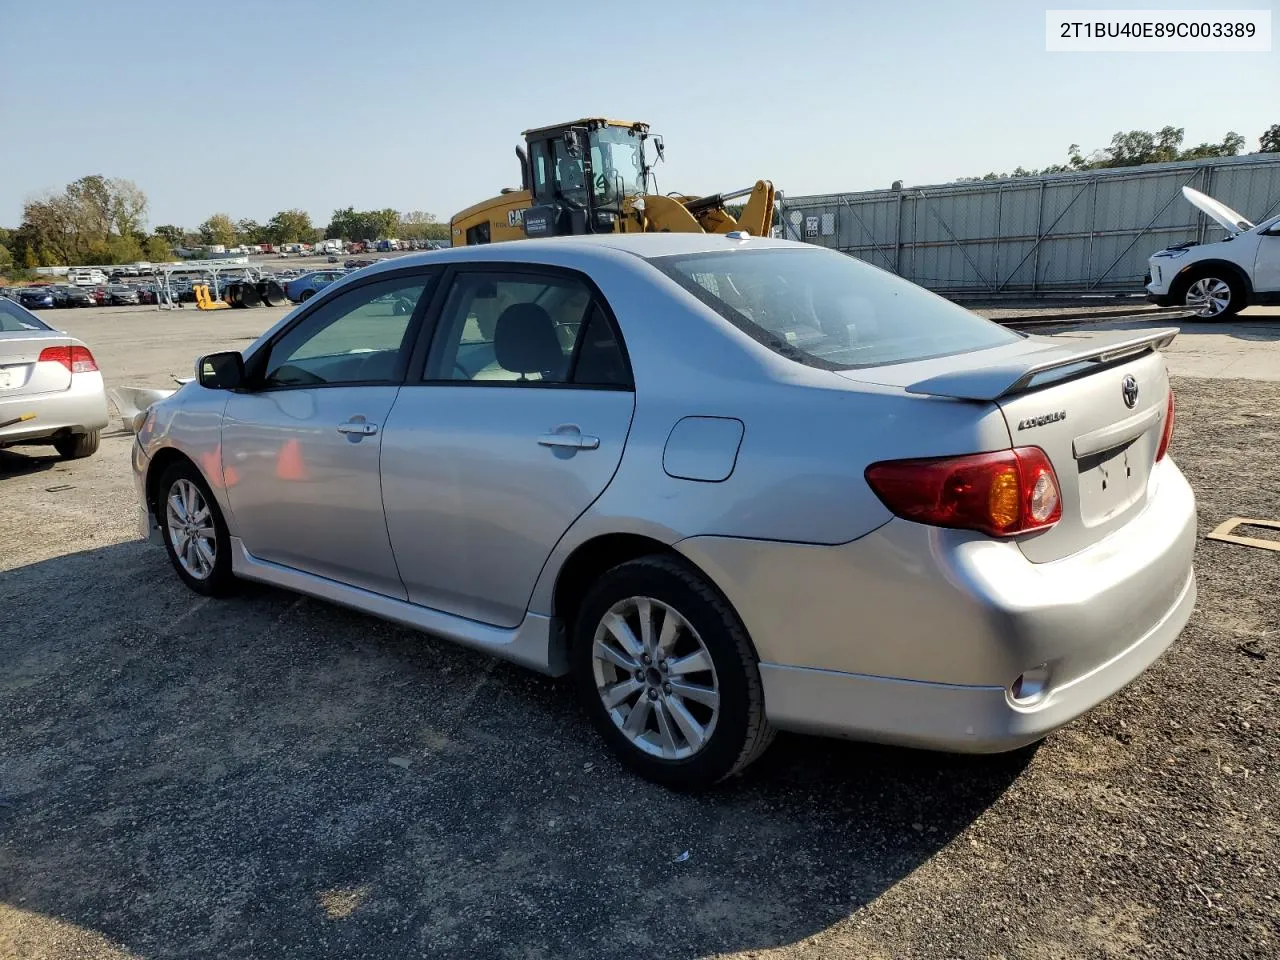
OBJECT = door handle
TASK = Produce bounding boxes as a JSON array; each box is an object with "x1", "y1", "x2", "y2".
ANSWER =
[
  {"x1": 538, "y1": 427, "x2": 600, "y2": 450},
  {"x1": 337, "y1": 419, "x2": 379, "y2": 436}
]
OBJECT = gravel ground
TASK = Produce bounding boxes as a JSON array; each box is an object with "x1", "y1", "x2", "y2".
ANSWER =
[{"x1": 1, "y1": 319, "x2": 1278, "y2": 957}]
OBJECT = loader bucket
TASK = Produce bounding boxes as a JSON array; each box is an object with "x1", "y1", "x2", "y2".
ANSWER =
[
  {"x1": 193, "y1": 284, "x2": 229, "y2": 311},
  {"x1": 258, "y1": 280, "x2": 285, "y2": 306}
]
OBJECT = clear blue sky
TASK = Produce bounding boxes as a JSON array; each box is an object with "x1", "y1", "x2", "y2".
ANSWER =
[{"x1": 1, "y1": 0, "x2": 1276, "y2": 230}]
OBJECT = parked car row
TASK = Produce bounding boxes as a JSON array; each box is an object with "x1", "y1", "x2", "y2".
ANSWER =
[
  {"x1": 5, "y1": 260, "x2": 403, "y2": 311},
  {"x1": 1, "y1": 282, "x2": 157, "y2": 309}
]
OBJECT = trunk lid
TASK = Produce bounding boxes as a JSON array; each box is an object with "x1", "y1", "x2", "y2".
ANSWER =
[
  {"x1": 0, "y1": 331, "x2": 74, "y2": 397},
  {"x1": 1182, "y1": 185, "x2": 1253, "y2": 237},
  {"x1": 838, "y1": 328, "x2": 1176, "y2": 562}
]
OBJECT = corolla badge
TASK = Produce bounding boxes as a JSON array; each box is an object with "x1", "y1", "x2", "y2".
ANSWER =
[
  {"x1": 1016, "y1": 411, "x2": 1066, "y2": 430},
  {"x1": 1122, "y1": 374, "x2": 1139, "y2": 409}
]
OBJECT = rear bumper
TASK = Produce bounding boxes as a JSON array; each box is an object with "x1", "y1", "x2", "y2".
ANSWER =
[
  {"x1": 0, "y1": 377, "x2": 110, "y2": 445},
  {"x1": 759, "y1": 567, "x2": 1194, "y2": 752},
  {"x1": 678, "y1": 457, "x2": 1197, "y2": 752}
]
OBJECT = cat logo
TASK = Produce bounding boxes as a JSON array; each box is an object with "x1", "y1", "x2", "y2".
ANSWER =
[{"x1": 507, "y1": 209, "x2": 525, "y2": 228}]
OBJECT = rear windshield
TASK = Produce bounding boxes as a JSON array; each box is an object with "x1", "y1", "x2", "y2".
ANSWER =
[
  {"x1": 0, "y1": 297, "x2": 53, "y2": 332},
  {"x1": 652, "y1": 247, "x2": 1017, "y2": 370}
]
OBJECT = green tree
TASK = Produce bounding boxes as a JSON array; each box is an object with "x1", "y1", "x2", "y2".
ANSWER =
[
  {"x1": 326, "y1": 206, "x2": 363, "y2": 240},
  {"x1": 145, "y1": 235, "x2": 174, "y2": 262},
  {"x1": 19, "y1": 176, "x2": 152, "y2": 264},
  {"x1": 1259, "y1": 124, "x2": 1280, "y2": 153},
  {"x1": 199, "y1": 213, "x2": 237, "y2": 247},
  {"x1": 369, "y1": 208, "x2": 401, "y2": 240},
  {"x1": 237, "y1": 218, "x2": 268, "y2": 244},
  {"x1": 154, "y1": 224, "x2": 184, "y2": 245},
  {"x1": 399, "y1": 210, "x2": 449, "y2": 242},
  {"x1": 327, "y1": 207, "x2": 401, "y2": 241},
  {"x1": 267, "y1": 208, "x2": 317, "y2": 244},
  {"x1": 964, "y1": 126, "x2": 1257, "y2": 182},
  {"x1": 0, "y1": 243, "x2": 11, "y2": 271}
]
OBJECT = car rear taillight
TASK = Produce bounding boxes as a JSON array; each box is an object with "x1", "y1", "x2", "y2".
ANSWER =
[
  {"x1": 37, "y1": 345, "x2": 99, "y2": 374},
  {"x1": 1155, "y1": 388, "x2": 1175, "y2": 462},
  {"x1": 865, "y1": 446, "x2": 1062, "y2": 537}
]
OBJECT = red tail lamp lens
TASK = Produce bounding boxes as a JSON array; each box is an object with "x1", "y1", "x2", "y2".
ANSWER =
[
  {"x1": 37, "y1": 345, "x2": 98, "y2": 373},
  {"x1": 865, "y1": 447, "x2": 1062, "y2": 537}
]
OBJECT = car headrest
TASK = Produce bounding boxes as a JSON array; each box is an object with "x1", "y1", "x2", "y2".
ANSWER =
[{"x1": 494, "y1": 302, "x2": 563, "y2": 375}]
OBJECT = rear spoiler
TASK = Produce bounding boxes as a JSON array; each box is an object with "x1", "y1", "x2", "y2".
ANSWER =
[{"x1": 905, "y1": 328, "x2": 1178, "y2": 402}]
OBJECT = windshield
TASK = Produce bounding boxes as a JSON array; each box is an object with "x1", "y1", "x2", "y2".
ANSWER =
[
  {"x1": 653, "y1": 247, "x2": 1019, "y2": 370},
  {"x1": 589, "y1": 126, "x2": 645, "y2": 204}
]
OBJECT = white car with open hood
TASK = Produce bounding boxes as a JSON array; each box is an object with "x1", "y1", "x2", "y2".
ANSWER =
[{"x1": 1146, "y1": 186, "x2": 1280, "y2": 318}]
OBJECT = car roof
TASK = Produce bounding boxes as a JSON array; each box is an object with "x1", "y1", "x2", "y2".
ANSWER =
[{"x1": 359, "y1": 232, "x2": 804, "y2": 276}]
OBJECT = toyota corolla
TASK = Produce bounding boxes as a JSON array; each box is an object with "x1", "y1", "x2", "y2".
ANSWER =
[{"x1": 132, "y1": 234, "x2": 1195, "y2": 789}]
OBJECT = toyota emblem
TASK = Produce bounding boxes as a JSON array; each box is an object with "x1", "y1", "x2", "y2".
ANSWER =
[{"x1": 1121, "y1": 374, "x2": 1139, "y2": 408}]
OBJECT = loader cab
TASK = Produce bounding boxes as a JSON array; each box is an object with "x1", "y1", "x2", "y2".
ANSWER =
[{"x1": 521, "y1": 119, "x2": 653, "y2": 239}]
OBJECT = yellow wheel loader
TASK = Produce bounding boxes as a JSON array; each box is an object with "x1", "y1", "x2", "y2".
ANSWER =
[{"x1": 450, "y1": 119, "x2": 775, "y2": 246}]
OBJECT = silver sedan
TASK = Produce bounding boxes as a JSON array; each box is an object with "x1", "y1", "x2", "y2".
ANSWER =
[
  {"x1": 131, "y1": 234, "x2": 1196, "y2": 789},
  {"x1": 1, "y1": 297, "x2": 109, "y2": 459}
]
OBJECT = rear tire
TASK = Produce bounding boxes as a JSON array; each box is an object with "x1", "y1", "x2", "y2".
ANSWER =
[
  {"x1": 157, "y1": 460, "x2": 237, "y2": 597},
  {"x1": 53, "y1": 430, "x2": 100, "y2": 460},
  {"x1": 1179, "y1": 270, "x2": 1244, "y2": 319},
  {"x1": 572, "y1": 555, "x2": 774, "y2": 790},
  {"x1": 299, "y1": 289, "x2": 314, "y2": 302}
]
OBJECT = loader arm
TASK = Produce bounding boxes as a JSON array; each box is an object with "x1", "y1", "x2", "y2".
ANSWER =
[
  {"x1": 632, "y1": 180, "x2": 776, "y2": 236},
  {"x1": 635, "y1": 194, "x2": 704, "y2": 233},
  {"x1": 734, "y1": 180, "x2": 775, "y2": 236}
]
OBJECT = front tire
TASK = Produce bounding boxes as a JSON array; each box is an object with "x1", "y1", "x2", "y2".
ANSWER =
[
  {"x1": 1181, "y1": 271, "x2": 1244, "y2": 319},
  {"x1": 53, "y1": 430, "x2": 100, "y2": 459},
  {"x1": 157, "y1": 461, "x2": 236, "y2": 596},
  {"x1": 572, "y1": 555, "x2": 774, "y2": 789}
]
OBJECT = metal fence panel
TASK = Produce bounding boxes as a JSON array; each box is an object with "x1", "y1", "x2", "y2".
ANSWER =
[{"x1": 779, "y1": 153, "x2": 1280, "y2": 293}]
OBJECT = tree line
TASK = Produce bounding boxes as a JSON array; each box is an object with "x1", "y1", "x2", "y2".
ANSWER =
[
  {"x1": 187, "y1": 208, "x2": 448, "y2": 250},
  {"x1": 1, "y1": 176, "x2": 172, "y2": 271},
  {"x1": 1, "y1": 177, "x2": 451, "y2": 274},
  {"x1": 960, "y1": 123, "x2": 1280, "y2": 182}
]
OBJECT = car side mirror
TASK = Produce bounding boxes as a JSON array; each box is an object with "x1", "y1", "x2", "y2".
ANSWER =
[
  {"x1": 197, "y1": 351, "x2": 245, "y2": 390},
  {"x1": 562, "y1": 129, "x2": 582, "y2": 158}
]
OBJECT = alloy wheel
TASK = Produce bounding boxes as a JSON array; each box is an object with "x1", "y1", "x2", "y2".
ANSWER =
[
  {"x1": 591, "y1": 596, "x2": 720, "y2": 760},
  {"x1": 1185, "y1": 277, "x2": 1231, "y2": 318},
  {"x1": 165, "y1": 478, "x2": 217, "y2": 580}
]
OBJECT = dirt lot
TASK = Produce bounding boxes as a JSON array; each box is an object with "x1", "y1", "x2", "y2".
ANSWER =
[{"x1": 1, "y1": 305, "x2": 1278, "y2": 959}]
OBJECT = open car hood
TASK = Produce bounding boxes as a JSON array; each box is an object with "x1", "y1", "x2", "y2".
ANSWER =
[{"x1": 1183, "y1": 185, "x2": 1253, "y2": 237}]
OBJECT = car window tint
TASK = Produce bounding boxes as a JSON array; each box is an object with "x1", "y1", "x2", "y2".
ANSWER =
[
  {"x1": 571, "y1": 303, "x2": 631, "y2": 387},
  {"x1": 653, "y1": 247, "x2": 1019, "y2": 370},
  {"x1": 0, "y1": 298, "x2": 52, "y2": 331},
  {"x1": 426, "y1": 272, "x2": 593, "y2": 384},
  {"x1": 263, "y1": 276, "x2": 429, "y2": 388}
]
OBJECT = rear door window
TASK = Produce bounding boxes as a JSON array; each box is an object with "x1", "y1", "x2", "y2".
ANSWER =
[
  {"x1": 424, "y1": 270, "x2": 631, "y2": 387},
  {"x1": 653, "y1": 247, "x2": 1018, "y2": 370}
]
